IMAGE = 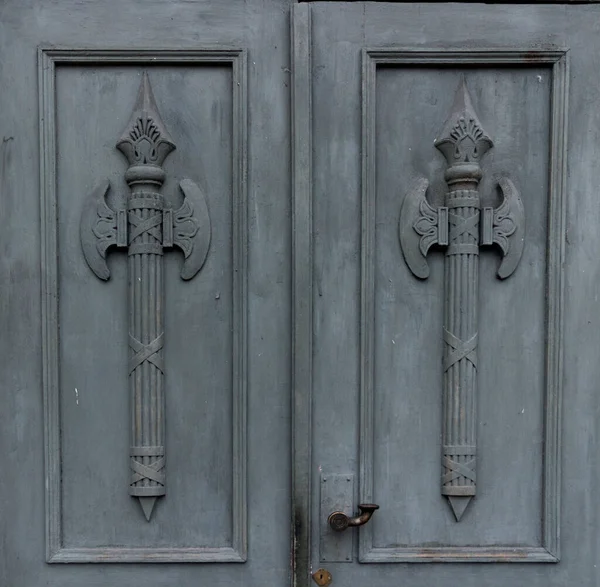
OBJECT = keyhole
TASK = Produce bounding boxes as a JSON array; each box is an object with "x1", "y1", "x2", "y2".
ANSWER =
[{"x1": 312, "y1": 568, "x2": 332, "y2": 586}]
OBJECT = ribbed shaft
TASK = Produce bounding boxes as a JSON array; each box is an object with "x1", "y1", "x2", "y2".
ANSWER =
[
  {"x1": 442, "y1": 188, "x2": 479, "y2": 502},
  {"x1": 128, "y1": 183, "x2": 165, "y2": 500}
]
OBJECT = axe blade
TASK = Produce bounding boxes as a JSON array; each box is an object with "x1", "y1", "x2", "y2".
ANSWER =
[
  {"x1": 171, "y1": 179, "x2": 211, "y2": 281},
  {"x1": 490, "y1": 177, "x2": 525, "y2": 280},
  {"x1": 80, "y1": 180, "x2": 117, "y2": 281},
  {"x1": 399, "y1": 177, "x2": 439, "y2": 279}
]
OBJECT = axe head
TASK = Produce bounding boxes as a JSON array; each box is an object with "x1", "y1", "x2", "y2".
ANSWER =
[
  {"x1": 481, "y1": 177, "x2": 525, "y2": 279},
  {"x1": 399, "y1": 177, "x2": 443, "y2": 279},
  {"x1": 80, "y1": 180, "x2": 122, "y2": 280},
  {"x1": 169, "y1": 179, "x2": 211, "y2": 281}
]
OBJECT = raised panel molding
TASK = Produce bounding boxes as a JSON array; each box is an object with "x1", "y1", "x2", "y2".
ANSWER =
[
  {"x1": 302, "y1": 0, "x2": 600, "y2": 3},
  {"x1": 39, "y1": 48, "x2": 248, "y2": 563},
  {"x1": 359, "y1": 48, "x2": 568, "y2": 563}
]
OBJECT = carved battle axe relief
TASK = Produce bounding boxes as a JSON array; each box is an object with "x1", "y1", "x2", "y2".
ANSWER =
[
  {"x1": 80, "y1": 73, "x2": 211, "y2": 521},
  {"x1": 399, "y1": 80, "x2": 525, "y2": 521}
]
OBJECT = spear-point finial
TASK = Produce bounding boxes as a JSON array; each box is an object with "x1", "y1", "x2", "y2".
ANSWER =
[
  {"x1": 116, "y1": 72, "x2": 176, "y2": 168},
  {"x1": 448, "y1": 495, "x2": 472, "y2": 523},
  {"x1": 434, "y1": 79, "x2": 493, "y2": 168},
  {"x1": 139, "y1": 496, "x2": 158, "y2": 522}
]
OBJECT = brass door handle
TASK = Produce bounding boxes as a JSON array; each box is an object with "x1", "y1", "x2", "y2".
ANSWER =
[{"x1": 328, "y1": 504, "x2": 379, "y2": 532}]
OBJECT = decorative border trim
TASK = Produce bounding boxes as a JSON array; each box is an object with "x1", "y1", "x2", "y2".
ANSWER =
[
  {"x1": 300, "y1": 0, "x2": 599, "y2": 3},
  {"x1": 39, "y1": 47, "x2": 248, "y2": 563},
  {"x1": 291, "y1": 5, "x2": 313, "y2": 587},
  {"x1": 359, "y1": 48, "x2": 568, "y2": 563}
]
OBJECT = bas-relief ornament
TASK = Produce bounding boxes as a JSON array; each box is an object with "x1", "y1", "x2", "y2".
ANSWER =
[
  {"x1": 399, "y1": 79, "x2": 525, "y2": 521},
  {"x1": 80, "y1": 73, "x2": 211, "y2": 521}
]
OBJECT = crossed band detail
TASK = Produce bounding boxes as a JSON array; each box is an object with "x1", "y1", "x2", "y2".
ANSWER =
[
  {"x1": 128, "y1": 211, "x2": 163, "y2": 255},
  {"x1": 442, "y1": 456, "x2": 477, "y2": 485},
  {"x1": 130, "y1": 446, "x2": 165, "y2": 487},
  {"x1": 443, "y1": 328, "x2": 477, "y2": 371},
  {"x1": 442, "y1": 446, "x2": 476, "y2": 486},
  {"x1": 129, "y1": 333, "x2": 164, "y2": 374},
  {"x1": 128, "y1": 212, "x2": 162, "y2": 242},
  {"x1": 446, "y1": 211, "x2": 480, "y2": 256},
  {"x1": 448, "y1": 211, "x2": 479, "y2": 243}
]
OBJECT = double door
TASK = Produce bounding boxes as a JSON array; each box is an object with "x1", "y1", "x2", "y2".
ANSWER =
[{"x1": 0, "y1": 1, "x2": 598, "y2": 586}]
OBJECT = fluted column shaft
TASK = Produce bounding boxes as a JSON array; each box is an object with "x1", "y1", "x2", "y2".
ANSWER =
[
  {"x1": 126, "y1": 171, "x2": 166, "y2": 519},
  {"x1": 442, "y1": 182, "x2": 480, "y2": 511}
]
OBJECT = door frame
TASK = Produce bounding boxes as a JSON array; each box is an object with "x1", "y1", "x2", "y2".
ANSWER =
[{"x1": 291, "y1": 5, "x2": 313, "y2": 587}]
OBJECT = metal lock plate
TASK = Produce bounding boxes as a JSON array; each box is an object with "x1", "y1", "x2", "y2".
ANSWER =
[
  {"x1": 312, "y1": 569, "x2": 332, "y2": 586},
  {"x1": 320, "y1": 473, "x2": 354, "y2": 562}
]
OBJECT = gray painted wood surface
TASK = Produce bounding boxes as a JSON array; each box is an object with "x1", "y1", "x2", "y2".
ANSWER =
[
  {"x1": 0, "y1": 0, "x2": 290, "y2": 585},
  {"x1": 2, "y1": 0, "x2": 600, "y2": 586},
  {"x1": 300, "y1": 1, "x2": 597, "y2": 586}
]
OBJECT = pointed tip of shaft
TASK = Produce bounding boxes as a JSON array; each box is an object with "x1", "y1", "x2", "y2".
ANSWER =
[
  {"x1": 447, "y1": 496, "x2": 472, "y2": 522},
  {"x1": 455, "y1": 75, "x2": 471, "y2": 110},
  {"x1": 130, "y1": 71, "x2": 158, "y2": 120},
  {"x1": 116, "y1": 71, "x2": 176, "y2": 163},
  {"x1": 138, "y1": 71, "x2": 153, "y2": 112},
  {"x1": 434, "y1": 78, "x2": 493, "y2": 163},
  {"x1": 445, "y1": 75, "x2": 476, "y2": 127},
  {"x1": 139, "y1": 497, "x2": 158, "y2": 521}
]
